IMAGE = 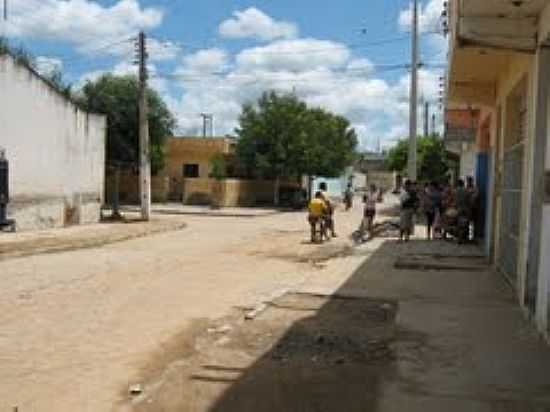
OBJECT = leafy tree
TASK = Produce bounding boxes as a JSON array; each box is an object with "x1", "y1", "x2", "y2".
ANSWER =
[
  {"x1": 210, "y1": 153, "x2": 227, "y2": 180},
  {"x1": 77, "y1": 74, "x2": 176, "y2": 174},
  {"x1": 235, "y1": 91, "x2": 358, "y2": 204},
  {"x1": 385, "y1": 140, "x2": 409, "y2": 172},
  {"x1": 386, "y1": 135, "x2": 449, "y2": 182}
]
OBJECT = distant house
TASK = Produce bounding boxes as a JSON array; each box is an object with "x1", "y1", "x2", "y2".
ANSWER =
[
  {"x1": 165, "y1": 136, "x2": 236, "y2": 203},
  {"x1": 0, "y1": 53, "x2": 106, "y2": 231}
]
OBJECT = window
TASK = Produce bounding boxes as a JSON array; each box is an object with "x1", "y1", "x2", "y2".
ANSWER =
[{"x1": 183, "y1": 164, "x2": 199, "y2": 178}]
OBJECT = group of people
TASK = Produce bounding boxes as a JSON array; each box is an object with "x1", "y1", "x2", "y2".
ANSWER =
[
  {"x1": 399, "y1": 177, "x2": 479, "y2": 243},
  {"x1": 308, "y1": 182, "x2": 380, "y2": 243},
  {"x1": 306, "y1": 176, "x2": 479, "y2": 245}
]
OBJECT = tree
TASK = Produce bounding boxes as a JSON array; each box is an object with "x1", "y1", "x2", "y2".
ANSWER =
[
  {"x1": 235, "y1": 91, "x2": 358, "y2": 204},
  {"x1": 77, "y1": 74, "x2": 176, "y2": 174},
  {"x1": 386, "y1": 135, "x2": 449, "y2": 182}
]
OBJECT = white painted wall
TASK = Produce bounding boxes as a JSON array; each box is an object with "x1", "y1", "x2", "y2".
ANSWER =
[
  {"x1": 0, "y1": 55, "x2": 106, "y2": 230},
  {"x1": 460, "y1": 142, "x2": 476, "y2": 179}
]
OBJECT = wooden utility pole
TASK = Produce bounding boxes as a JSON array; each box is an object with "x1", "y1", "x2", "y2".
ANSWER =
[
  {"x1": 408, "y1": 0, "x2": 419, "y2": 181},
  {"x1": 137, "y1": 31, "x2": 151, "y2": 220}
]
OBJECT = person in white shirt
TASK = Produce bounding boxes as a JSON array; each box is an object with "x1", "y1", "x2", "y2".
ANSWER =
[{"x1": 361, "y1": 184, "x2": 378, "y2": 239}]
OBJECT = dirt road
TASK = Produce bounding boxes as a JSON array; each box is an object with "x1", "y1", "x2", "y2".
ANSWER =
[{"x1": 0, "y1": 201, "x2": 371, "y2": 411}]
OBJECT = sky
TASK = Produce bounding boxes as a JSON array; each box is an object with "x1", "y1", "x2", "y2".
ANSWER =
[{"x1": 0, "y1": 0, "x2": 448, "y2": 151}]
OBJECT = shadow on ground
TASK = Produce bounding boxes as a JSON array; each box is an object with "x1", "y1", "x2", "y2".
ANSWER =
[{"x1": 130, "y1": 239, "x2": 550, "y2": 412}]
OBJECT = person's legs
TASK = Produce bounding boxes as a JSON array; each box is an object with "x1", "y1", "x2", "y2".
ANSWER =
[
  {"x1": 329, "y1": 215, "x2": 337, "y2": 237},
  {"x1": 426, "y1": 212, "x2": 434, "y2": 240},
  {"x1": 309, "y1": 216, "x2": 317, "y2": 243}
]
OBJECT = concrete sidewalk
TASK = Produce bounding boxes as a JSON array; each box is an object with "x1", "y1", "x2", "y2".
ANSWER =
[{"x1": 133, "y1": 236, "x2": 550, "y2": 412}]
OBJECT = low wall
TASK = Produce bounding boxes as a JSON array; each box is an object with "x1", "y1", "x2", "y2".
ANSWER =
[
  {"x1": 182, "y1": 178, "x2": 279, "y2": 207},
  {"x1": 182, "y1": 178, "x2": 213, "y2": 205},
  {"x1": 105, "y1": 173, "x2": 169, "y2": 204},
  {"x1": 366, "y1": 171, "x2": 395, "y2": 191}
]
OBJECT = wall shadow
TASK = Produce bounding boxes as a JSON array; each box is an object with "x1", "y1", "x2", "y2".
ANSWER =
[{"x1": 204, "y1": 240, "x2": 407, "y2": 412}]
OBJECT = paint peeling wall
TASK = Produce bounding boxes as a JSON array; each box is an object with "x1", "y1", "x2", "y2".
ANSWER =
[{"x1": 0, "y1": 54, "x2": 106, "y2": 231}]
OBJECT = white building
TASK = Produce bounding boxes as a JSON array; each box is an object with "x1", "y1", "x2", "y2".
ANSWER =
[{"x1": 0, "y1": 53, "x2": 106, "y2": 231}]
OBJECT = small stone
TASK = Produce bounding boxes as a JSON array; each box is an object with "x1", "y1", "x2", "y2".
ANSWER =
[
  {"x1": 335, "y1": 357, "x2": 346, "y2": 365},
  {"x1": 381, "y1": 303, "x2": 393, "y2": 312},
  {"x1": 129, "y1": 384, "x2": 143, "y2": 396},
  {"x1": 217, "y1": 325, "x2": 232, "y2": 334}
]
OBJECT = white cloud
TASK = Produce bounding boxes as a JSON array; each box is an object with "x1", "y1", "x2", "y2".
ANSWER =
[
  {"x1": 6, "y1": 0, "x2": 163, "y2": 55},
  {"x1": 35, "y1": 56, "x2": 63, "y2": 77},
  {"x1": 165, "y1": 36, "x2": 445, "y2": 147},
  {"x1": 399, "y1": 0, "x2": 445, "y2": 33},
  {"x1": 180, "y1": 49, "x2": 229, "y2": 75},
  {"x1": 219, "y1": 7, "x2": 298, "y2": 41},
  {"x1": 236, "y1": 38, "x2": 350, "y2": 72}
]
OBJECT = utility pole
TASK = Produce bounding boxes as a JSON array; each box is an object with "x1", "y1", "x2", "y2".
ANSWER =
[
  {"x1": 137, "y1": 31, "x2": 151, "y2": 221},
  {"x1": 200, "y1": 113, "x2": 214, "y2": 138},
  {"x1": 3, "y1": 0, "x2": 7, "y2": 21},
  {"x1": 424, "y1": 101, "x2": 430, "y2": 137},
  {"x1": 408, "y1": 0, "x2": 419, "y2": 181}
]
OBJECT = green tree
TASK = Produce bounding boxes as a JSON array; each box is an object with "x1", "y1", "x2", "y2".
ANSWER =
[
  {"x1": 77, "y1": 74, "x2": 176, "y2": 174},
  {"x1": 235, "y1": 91, "x2": 357, "y2": 204},
  {"x1": 210, "y1": 153, "x2": 227, "y2": 180},
  {"x1": 386, "y1": 135, "x2": 449, "y2": 182}
]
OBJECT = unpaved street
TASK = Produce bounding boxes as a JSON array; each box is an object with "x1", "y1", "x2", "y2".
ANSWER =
[
  {"x1": 0, "y1": 202, "x2": 370, "y2": 412},
  {"x1": 3, "y1": 198, "x2": 550, "y2": 412}
]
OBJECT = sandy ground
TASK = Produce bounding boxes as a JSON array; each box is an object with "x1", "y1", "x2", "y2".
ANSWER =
[
  {"x1": 0, "y1": 199, "x2": 372, "y2": 412},
  {"x1": 3, "y1": 197, "x2": 550, "y2": 412}
]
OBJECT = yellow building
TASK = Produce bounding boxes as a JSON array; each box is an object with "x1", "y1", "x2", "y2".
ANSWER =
[
  {"x1": 165, "y1": 136, "x2": 236, "y2": 203},
  {"x1": 446, "y1": 0, "x2": 550, "y2": 339}
]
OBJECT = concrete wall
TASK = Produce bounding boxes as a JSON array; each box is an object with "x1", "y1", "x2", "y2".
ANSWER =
[
  {"x1": 365, "y1": 171, "x2": 394, "y2": 191},
  {"x1": 0, "y1": 55, "x2": 106, "y2": 231},
  {"x1": 105, "y1": 172, "x2": 169, "y2": 204},
  {"x1": 181, "y1": 178, "x2": 281, "y2": 207}
]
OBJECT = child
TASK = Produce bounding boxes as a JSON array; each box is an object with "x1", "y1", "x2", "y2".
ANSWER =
[{"x1": 308, "y1": 191, "x2": 328, "y2": 243}]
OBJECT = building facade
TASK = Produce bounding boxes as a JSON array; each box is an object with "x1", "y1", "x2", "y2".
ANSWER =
[
  {"x1": 0, "y1": 54, "x2": 106, "y2": 231},
  {"x1": 446, "y1": 0, "x2": 550, "y2": 339},
  {"x1": 164, "y1": 136, "x2": 236, "y2": 203}
]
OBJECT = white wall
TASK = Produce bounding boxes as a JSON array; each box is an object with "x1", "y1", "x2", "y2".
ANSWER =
[
  {"x1": 0, "y1": 55, "x2": 106, "y2": 230},
  {"x1": 460, "y1": 142, "x2": 476, "y2": 179}
]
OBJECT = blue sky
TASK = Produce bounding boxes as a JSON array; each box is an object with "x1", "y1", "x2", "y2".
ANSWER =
[{"x1": 1, "y1": 0, "x2": 447, "y2": 150}]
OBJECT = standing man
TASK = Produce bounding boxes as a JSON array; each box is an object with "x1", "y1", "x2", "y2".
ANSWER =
[
  {"x1": 361, "y1": 184, "x2": 378, "y2": 240},
  {"x1": 466, "y1": 176, "x2": 479, "y2": 240},
  {"x1": 399, "y1": 180, "x2": 415, "y2": 242},
  {"x1": 455, "y1": 179, "x2": 471, "y2": 244},
  {"x1": 319, "y1": 182, "x2": 337, "y2": 238}
]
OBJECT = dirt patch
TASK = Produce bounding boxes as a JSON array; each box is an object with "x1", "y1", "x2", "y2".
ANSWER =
[
  {"x1": 127, "y1": 293, "x2": 400, "y2": 412},
  {"x1": 248, "y1": 238, "x2": 356, "y2": 269}
]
